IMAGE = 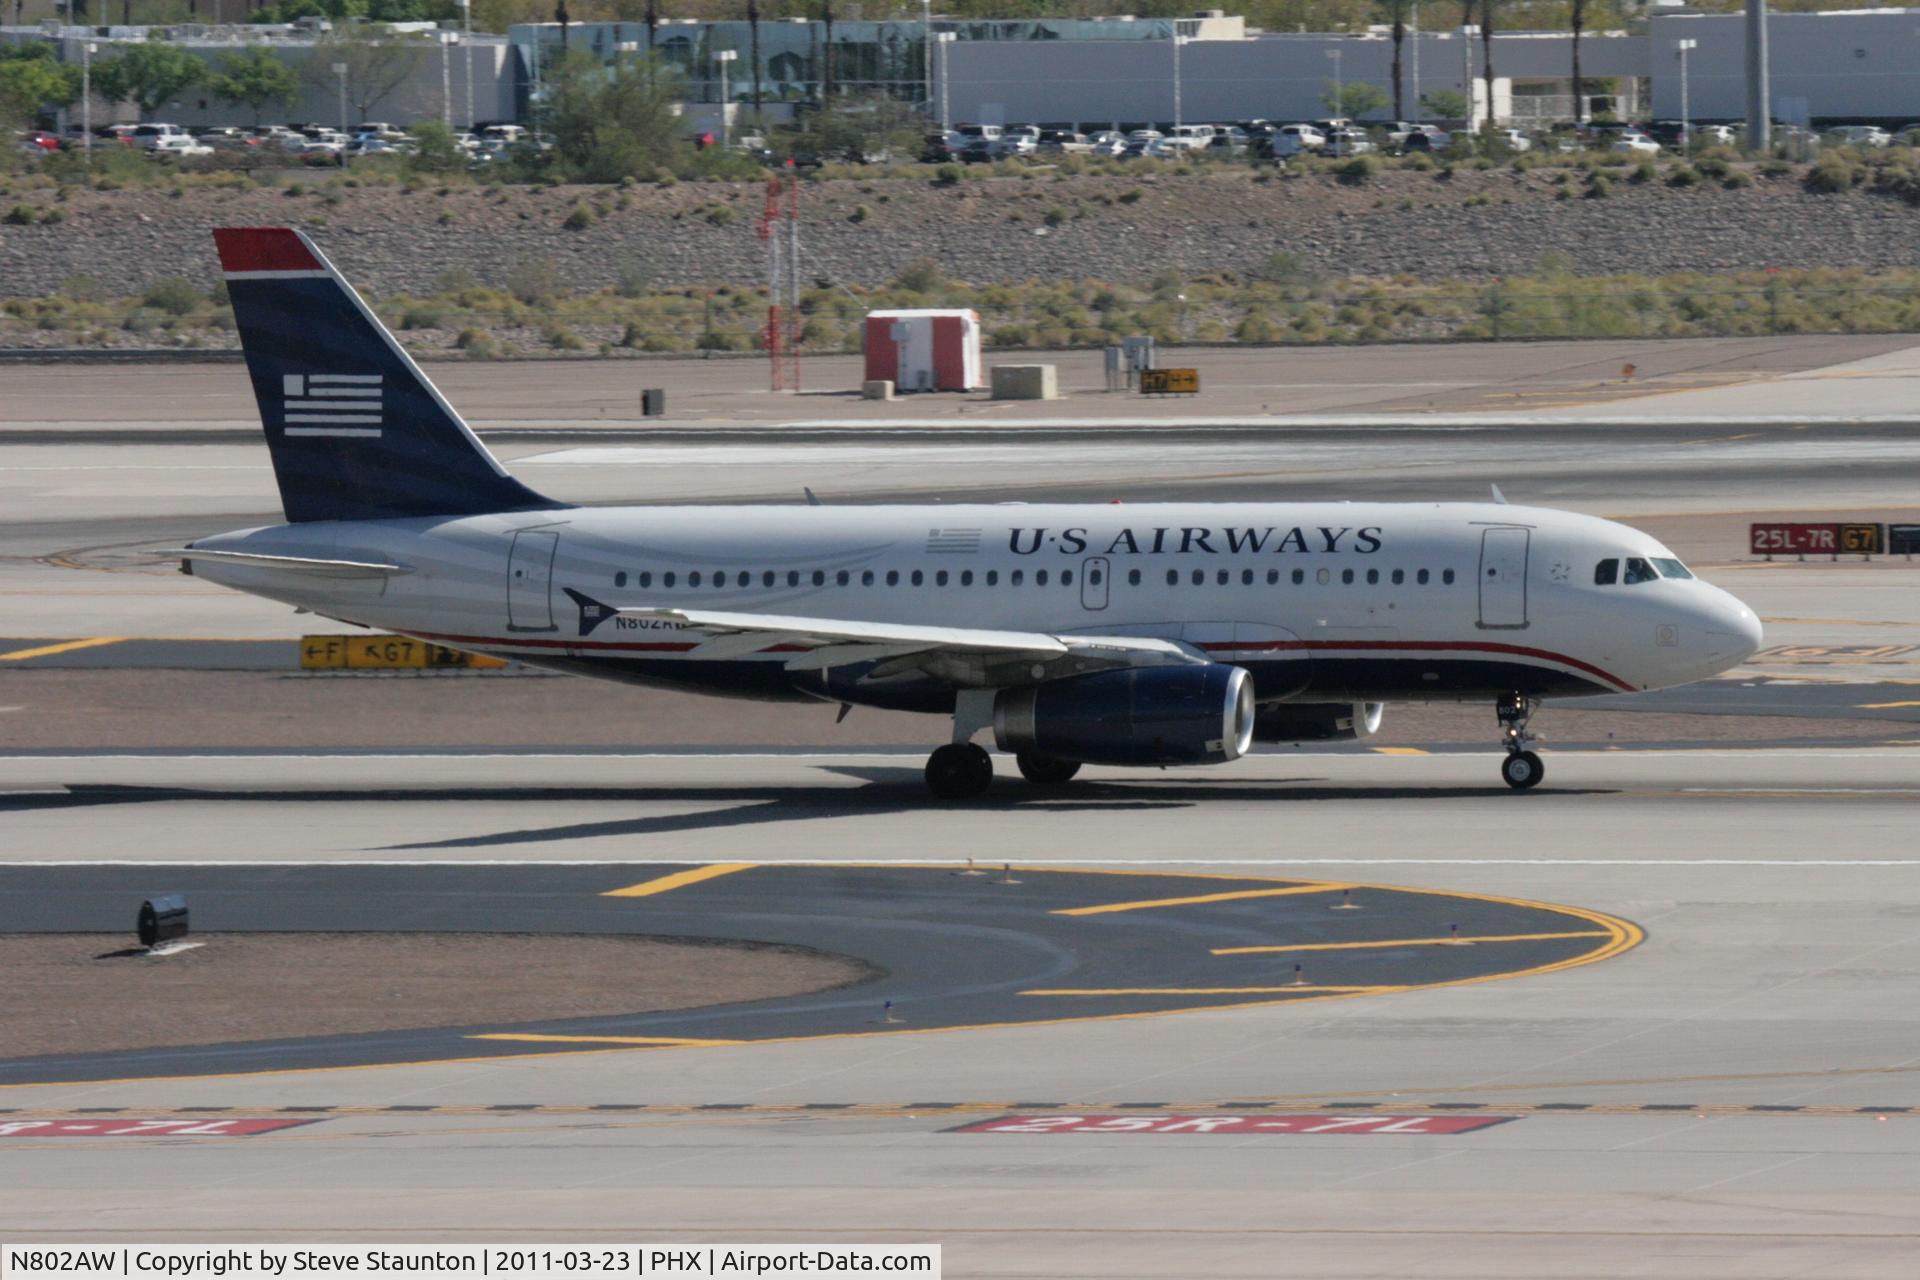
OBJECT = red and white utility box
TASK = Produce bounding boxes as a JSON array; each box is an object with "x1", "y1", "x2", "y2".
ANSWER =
[{"x1": 864, "y1": 309, "x2": 983, "y2": 393}]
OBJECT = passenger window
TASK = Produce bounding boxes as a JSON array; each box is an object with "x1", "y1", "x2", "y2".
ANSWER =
[
  {"x1": 861, "y1": 570, "x2": 874, "y2": 586},
  {"x1": 1366, "y1": 568, "x2": 1379, "y2": 585},
  {"x1": 664, "y1": 571, "x2": 677, "y2": 588},
  {"x1": 1623, "y1": 557, "x2": 1657, "y2": 585},
  {"x1": 1011, "y1": 570, "x2": 1024, "y2": 586},
  {"x1": 1416, "y1": 569, "x2": 1428, "y2": 585},
  {"x1": 836, "y1": 570, "x2": 850, "y2": 586},
  {"x1": 639, "y1": 571, "x2": 652, "y2": 588},
  {"x1": 787, "y1": 571, "x2": 799, "y2": 587},
  {"x1": 1316, "y1": 568, "x2": 1330, "y2": 584},
  {"x1": 812, "y1": 570, "x2": 825, "y2": 587},
  {"x1": 1062, "y1": 570, "x2": 1073, "y2": 586},
  {"x1": 689, "y1": 571, "x2": 702, "y2": 587},
  {"x1": 1293, "y1": 569, "x2": 1305, "y2": 585},
  {"x1": 1167, "y1": 569, "x2": 1179, "y2": 586},
  {"x1": 762, "y1": 571, "x2": 775, "y2": 588},
  {"x1": 886, "y1": 570, "x2": 899, "y2": 586},
  {"x1": 1036, "y1": 569, "x2": 1049, "y2": 586},
  {"x1": 1341, "y1": 568, "x2": 1354, "y2": 585},
  {"x1": 986, "y1": 570, "x2": 999, "y2": 586},
  {"x1": 713, "y1": 571, "x2": 727, "y2": 588},
  {"x1": 615, "y1": 571, "x2": 627, "y2": 587},
  {"x1": 1241, "y1": 569, "x2": 1254, "y2": 586},
  {"x1": 1267, "y1": 569, "x2": 1279, "y2": 585},
  {"x1": 1652, "y1": 557, "x2": 1693, "y2": 580},
  {"x1": 1442, "y1": 569, "x2": 1455, "y2": 585},
  {"x1": 1191, "y1": 569, "x2": 1205, "y2": 586},
  {"x1": 936, "y1": 569, "x2": 950, "y2": 586},
  {"x1": 911, "y1": 569, "x2": 924, "y2": 586},
  {"x1": 961, "y1": 570, "x2": 974, "y2": 586},
  {"x1": 1391, "y1": 569, "x2": 1404, "y2": 585},
  {"x1": 1128, "y1": 569, "x2": 1140, "y2": 586},
  {"x1": 1594, "y1": 558, "x2": 1619, "y2": 585},
  {"x1": 1217, "y1": 569, "x2": 1229, "y2": 586}
]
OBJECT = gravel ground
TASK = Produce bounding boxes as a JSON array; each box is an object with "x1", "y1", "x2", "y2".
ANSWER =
[
  {"x1": 0, "y1": 933, "x2": 875, "y2": 1058},
  {"x1": 1, "y1": 168, "x2": 1916, "y2": 301}
]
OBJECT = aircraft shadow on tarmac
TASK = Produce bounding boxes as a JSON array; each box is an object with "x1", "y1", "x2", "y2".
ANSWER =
[{"x1": 1, "y1": 772, "x2": 1613, "y2": 851}]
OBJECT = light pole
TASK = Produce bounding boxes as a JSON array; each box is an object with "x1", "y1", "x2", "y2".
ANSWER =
[
  {"x1": 935, "y1": 31, "x2": 954, "y2": 136},
  {"x1": 1675, "y1": 38, "x2": 1697, "y2": 156},
  {"x1": 1325, "y1": 46, "x2": 1343, "y2": 120},
  {"x1": 81, "y1": 40, "x2": 94, "y2": 157},
  {"x1": 441, "y1": 32, "x2": 457, "y2": 129},
  {"x1": 1744, "y1": 0, "x2": 1770, "y2": 154},
  {"x1": 459, "y1": 0, "x2": 474, "y2": 129},
  {"x1": 1172, "y1": 33, "x2": 1190, "y2": 131},
  {"x1": 1461, "y1": 23, "x2": 1478, "y2": 132},
  {"x1": 714, "y1": 49, "x2": 737, "y2": 148},
  {"x1": 332, "y1": 61, "x2": 348, "y2": 136},
  {"x1": 921, "y1": 0, "x2": 932, "y2": 119},
  {"x1": 1411, "y1": 4, "x2": 1421, "y2": 123}
]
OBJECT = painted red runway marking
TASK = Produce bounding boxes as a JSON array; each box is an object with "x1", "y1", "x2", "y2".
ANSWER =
[
  {"x1": 0, "y1": 1118, "x2": 318, "y2": 1137},
  {"x1": 950, "y1": 1113, "x2": 1515, "y2": 1136}
]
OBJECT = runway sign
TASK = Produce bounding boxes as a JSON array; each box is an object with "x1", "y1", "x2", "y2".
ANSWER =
[
  {"x1": 1750, "y1": 522, "x2": 1884, "y2": 555},
  {"x1": 1892, "y1": 524, "x2": 1920, "y2": 555},
  {"x1": 951, "y1": 1113, "x2": 1513, "y2": 1135},
  {"x1": 300, "y1": 635, "x2": 505, "y2": 671},
  {"x1": 0, "y1": 1118, "x2": 317, "y2": 1137},
  {"x1": 1139, "y1": 367, "x2": 1199, "y2": 395}
]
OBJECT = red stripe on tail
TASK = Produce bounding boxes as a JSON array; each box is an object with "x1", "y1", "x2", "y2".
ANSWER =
[{"x1": 213, "y1": 227, "x2": 323, "y2": 274}]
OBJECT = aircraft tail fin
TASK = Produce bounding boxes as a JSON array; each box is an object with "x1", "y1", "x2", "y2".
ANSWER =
[{"x1": 214, "y1": 227, "x2": 563, "y2": 524}]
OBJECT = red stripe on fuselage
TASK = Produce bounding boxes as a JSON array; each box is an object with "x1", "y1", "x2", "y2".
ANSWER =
[{"x1": 408, "y1": 629, "x2": 1633, "y2": 691}]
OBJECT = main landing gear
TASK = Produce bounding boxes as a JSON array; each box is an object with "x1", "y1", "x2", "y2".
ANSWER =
[
  {"x1": 926, "y1": 742, "x2": 994, "y2": 800},
  {"x1": 1016, "y1": 752, "x2": 1081, "y2": 786},
  {"x1": 1496, "y1": 692, "x2": 1544, "y2": 791}
]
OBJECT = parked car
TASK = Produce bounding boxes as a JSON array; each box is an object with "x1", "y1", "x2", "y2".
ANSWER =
[
  {"x1": 920, "y1": 131, "x2": 960, "y2": 162},
  {"x1": 1324, "y1": 128, "x2": 1377, "y2": 157},
  {"x1": 1086, "y1": 129, "x2": 1127, "y2": 157},
  {"x1": 148, "y1": 135, "x2": 214, "y2": 160},
  {"x1": 1692, "y1": 123, "x2": 1737, "y2": 147},
  {"x1": 1827, "y1": 124, "x2": 1891, "y2": 148},
  {"x1": 1274, "y1": 123, "x2": 1327, "y2": 151},
  {"x1": 990, "y1": 124, "x2": 1042, "y2": 158},
  {"x1": 1206, "y1": 126, "x2": 1249, "y2": 155},
  {"x1": 1399, "y1": 129, "x2": 1451, "y2": 154},
  {"x1": 1611, "y1": 130, "x2": 1662, "y2": 156},
  {"x1": 1490, "y1": 127, "x2": 1533, "y2": 153},
  {"x1": 1036, "y1": 129, "x2": 1092, "y2": 155},
  {"x1": 17, "y1": 129, "x2": 61, "y2": 154},
  {"x1": 131, "y1": 123, "x2": 190, "y2": 150},
  {"x1": 1163, "y1": 124, "x2": 1216, "y2": 152}
]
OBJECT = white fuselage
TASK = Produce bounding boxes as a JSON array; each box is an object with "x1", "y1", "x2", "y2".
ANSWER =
[{"x1": 190, "y1": 500, "x2": 1762, "y2": 713}]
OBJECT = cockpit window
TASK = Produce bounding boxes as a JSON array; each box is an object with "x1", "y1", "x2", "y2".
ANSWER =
[
  {"x1": 1594, "y1": 558, "x2": 1619, "y2": 585},
  {"x1": 1623, "y1": 557, "x2": 1658, "y2": 585},
  {"x1": 1651, "y1": 557, "x2": 1693, "y2": 580}
]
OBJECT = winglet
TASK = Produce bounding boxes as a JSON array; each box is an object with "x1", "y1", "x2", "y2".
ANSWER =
[
  {"x1": 213, "y1": 227, "x2": 325, "y2": 275},
  {"x1": 1490, "y1": 483, "x2": 1508, "y2": 505}
]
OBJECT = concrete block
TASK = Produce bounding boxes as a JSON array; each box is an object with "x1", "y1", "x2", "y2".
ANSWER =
[
  {"x1": 991, "y1": 364, "x2": 1059, "y2": 401},
  {"x1": 861, "y1": 379, "x2": 895, "y2": 401}
]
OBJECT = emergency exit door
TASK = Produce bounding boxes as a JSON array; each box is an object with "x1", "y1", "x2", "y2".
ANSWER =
[
  {"x1": 507, "y1": 529, "x2": 559, "y2": 632},
  {"x1": 1080, "y1": 557, "x2": 1110, "y2": 610},
  {"x1": 1477, "y1": 528, "x2": 1530, "y2": 629}
]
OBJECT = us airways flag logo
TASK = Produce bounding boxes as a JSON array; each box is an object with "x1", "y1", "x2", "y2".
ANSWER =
[
  {"x1": 281, "y1": 373, "x2": 383, "y2": 438},
  {"x1": 564, "y1": 588, "x2": 616, "y2": 637}
]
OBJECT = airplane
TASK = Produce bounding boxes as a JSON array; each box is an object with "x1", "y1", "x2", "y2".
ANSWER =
[{"x1": 170, "y1": 227, "x2": 1764, "y2": 799}]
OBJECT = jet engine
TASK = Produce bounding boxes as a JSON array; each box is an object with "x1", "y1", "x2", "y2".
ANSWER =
[
  {"x1": 1251, "y1": 702, "x2": 1385, "y2": 744},
  {"x1": 993, "y1": 665, "x2": 1256, "y2": 767}
]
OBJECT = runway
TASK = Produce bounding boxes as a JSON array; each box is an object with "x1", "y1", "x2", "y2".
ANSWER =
[{"x1": 5, "y1": 338, "x2": 1920, "y2": 1275}]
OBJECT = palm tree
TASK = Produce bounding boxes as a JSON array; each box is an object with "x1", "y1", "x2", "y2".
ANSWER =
[
  {"x1": 1480, "y1": 0, "x2": 1496, "y2": 128},
  {"x1": 1376, "y1": 0, "x2": 1415, "y2": 123},
  {"x1": 822, "y1": 1, "x2": 836, "y2": 102},
  {"x1": 748, "y1": 0, "x2": 764, "y2": 114},
  {"x1": 1570, "y1": 0, "x2": 1586, "y2": 125}
]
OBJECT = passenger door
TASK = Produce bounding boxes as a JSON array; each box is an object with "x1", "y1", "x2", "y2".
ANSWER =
[
  {"x1": 507, "y1": 529, "x2": 559, "y2": 632},
  {"x1": 1080, "y1": 557, "x2": 1110, "y2": 611},
  {"x1": 1477, "y1": 528, "x2": 1530, "y2": 629}
]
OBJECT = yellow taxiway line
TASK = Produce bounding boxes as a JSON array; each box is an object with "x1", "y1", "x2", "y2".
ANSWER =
[
  {"x1": 0, "y1": 637, "x2": 128, "y2": 662},
  {"x1": 1053, "y1": 883, "x2": 1353, "y2": 917},
  {"x1": 1212, "y1": 929, "x2": 1612, "y2": 956},
  {"x1": 601, "y1": 863, "x2": 755, "y2": 898},
  {"x1": 1021, "y1": 986, "x2": 1393, "y2": 997},
  {"x1": 468, "y1": 1033, "x2": 743, "y2": 1048}
]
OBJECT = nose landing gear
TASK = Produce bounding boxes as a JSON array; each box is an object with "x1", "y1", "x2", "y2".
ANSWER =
[{"x1": 1496, "y1": 692, "x2": 1544, "y2": 790}]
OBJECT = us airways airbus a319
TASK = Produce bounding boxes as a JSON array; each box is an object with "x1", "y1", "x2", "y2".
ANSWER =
[{"x1": 171, "y1": 228, "x2": 1763, "y2": 798}]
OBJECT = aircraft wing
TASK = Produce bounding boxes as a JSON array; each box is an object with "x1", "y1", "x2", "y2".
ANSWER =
[{"x1": 613, "y1": 604, "x2": 1197, "y2": 682}]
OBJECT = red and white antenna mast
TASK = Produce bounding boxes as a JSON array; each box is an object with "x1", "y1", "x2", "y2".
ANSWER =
[{"x1": 758, "y1": 171, "x2": 803, "y2": 391}]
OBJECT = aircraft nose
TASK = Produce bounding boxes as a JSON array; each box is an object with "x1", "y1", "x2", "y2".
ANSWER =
[{"x1": 1705, "y1": 595, "x2": 1763, "y2": 669}]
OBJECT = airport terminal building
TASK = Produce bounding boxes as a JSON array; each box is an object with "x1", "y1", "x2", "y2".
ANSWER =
[{"x1": 6, "y1": 8, "x2": 1920, "y2": 131}]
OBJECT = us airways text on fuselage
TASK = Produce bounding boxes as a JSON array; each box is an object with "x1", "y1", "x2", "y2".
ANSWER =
[{"x1": 1007, "y1": 526, "x2": 1386, "y2": 556}]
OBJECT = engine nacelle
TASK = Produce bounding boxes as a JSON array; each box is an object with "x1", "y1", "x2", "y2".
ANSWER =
[
  {"x1": 993, "y1": 665, "x2": 1256, "y2": 767},
  {"x1": 1252, "y1": 701, "x2": 1385, "y2": 744}
]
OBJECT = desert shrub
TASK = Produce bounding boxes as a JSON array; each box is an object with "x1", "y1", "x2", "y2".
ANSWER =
[{"x1": 142, "y1": 277, "x2": 202, "y2": 316}]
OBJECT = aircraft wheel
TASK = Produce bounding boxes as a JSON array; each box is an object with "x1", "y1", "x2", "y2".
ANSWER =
[
  {"x1": 926, "y1": 743, "x2": 994, "y2": 800},
  {"x1": 1015, "y1": 752, "x2": 1082, "y2": 785},
  {"x1": 1501, "y1": 750, "x2": 1544, "y2": 791}
]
